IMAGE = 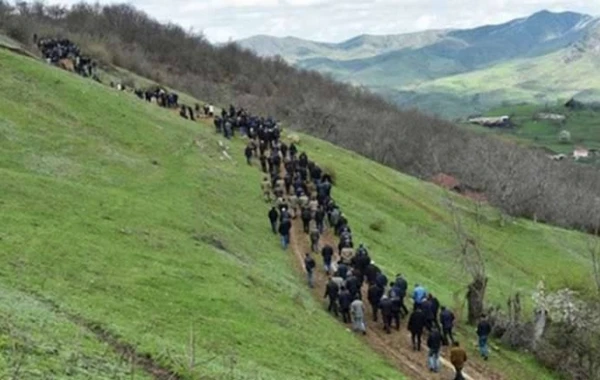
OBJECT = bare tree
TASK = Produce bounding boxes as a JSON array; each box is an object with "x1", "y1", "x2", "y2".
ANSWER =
[
  {"x1": 587, "y1": 227, "x2": 600, "y2": 292},
  {"x1": 446, "y1": 198, "x2": 488, "y2": 325}
]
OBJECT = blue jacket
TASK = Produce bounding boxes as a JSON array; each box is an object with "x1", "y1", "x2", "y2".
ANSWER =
[{"x1": 412, "y1": 286, "x2": 427, "y2": 304}]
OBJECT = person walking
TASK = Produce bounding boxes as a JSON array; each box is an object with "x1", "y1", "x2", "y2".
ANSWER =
[
  {"x1": 278, "y1": 218, "x2": 291, "y2": 250},
  {"x1": 338, "y1": 286, "x2": 352, "y2": 324},
  {"x1": 427, "y1": 326, "x2": 442, "y2": 373},
  {"x1": 301, "y1": 207, "x2": 312, "y2": 234},
  {"x1": 379, "y1": 295, "x2": 393, "y2": 334},
  {"x1": 244, "y1": 144, "x2": 253, "y2": 165},
  {"x1": 394, "y1": 274, "x2": 409, "y2": 317},
  {"x1": 323, "y1": 276, "x2": 339, "y2": 317},
  {"x1": 351, "y1": 298, "x2": 367, "y2": 335},
  {"x1": 408, "y1": 306, "x2": 426, "y2": 351},
  {"x1": 368, "y1": 283, "x2": 384, "y2": 322},
  {"x1": 412, "y1": 283, "x2": 427, "y2": 309},
  {"x1": 304, "y1": 253, "x2": 316, "y2": 288},
  {"x1": 309, "y1": 225, "x2": 320, "y2": 253},
  {"x1": 440, "y1": 306, "x2": 456, "y2": 345},
  {"x1": 268, "y1": 207, "x2": 278, "y2": 234},
  {"x1": 321, "y1": 244, "x2": 334, "y2": 273},
  {"x1": 477, "y1": 314, "x2": 492, "y2": 360},
  {"x1": 389, "y1": 283, "x2": 402, "y2": 330},
  {"x1": 450, "y1": 341, "x2": 468, "y2": 380}
]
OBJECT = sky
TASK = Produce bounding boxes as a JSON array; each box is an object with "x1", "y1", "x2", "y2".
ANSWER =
[{"x1": 49, "y1": 0, "x2": 600, "y2": 43}]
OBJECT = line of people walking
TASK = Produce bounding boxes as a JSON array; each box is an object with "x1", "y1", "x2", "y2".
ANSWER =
[{"x1": 228, "y1": 105, "x2": 490, "y2": 380}]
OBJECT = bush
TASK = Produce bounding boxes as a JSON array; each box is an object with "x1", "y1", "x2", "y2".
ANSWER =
[
  {"x1": 369, "y1": 219, "x2": 385, "y2": 232},
  {"x1": 558, "y1": 130, "x2": 571, "y2": 144}
]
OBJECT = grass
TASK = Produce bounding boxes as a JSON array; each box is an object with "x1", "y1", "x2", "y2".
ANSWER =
[
  {"x1": 0, "y1": 46, "x2": 595, "y2": 379},
  {"x1": 0, "y1": 48, "x2": 405, "y2": 379},
  {"x1": 459, "y1": 103, "x2": 600, "y2": 163}
]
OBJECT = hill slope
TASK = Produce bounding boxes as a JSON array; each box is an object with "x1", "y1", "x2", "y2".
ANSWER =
[
  {"x1": 0, "y1": 48, "x2": 405, "y2": 379},
  {"x1": 0, "y1": 47, "x2": 595, "y2": 379},
  {"x1": 237, "y1": 11, "x2": 600, "y2": 117}
]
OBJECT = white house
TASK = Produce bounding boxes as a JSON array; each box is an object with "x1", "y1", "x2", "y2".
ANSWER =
[{"x1": 573, "y1": 147, "x2": 589, "y2": 160}]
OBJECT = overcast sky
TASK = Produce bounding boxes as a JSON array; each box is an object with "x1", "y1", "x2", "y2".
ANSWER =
[{"x1": 51, "y1": 0, "x2": 600, "y2": 43}]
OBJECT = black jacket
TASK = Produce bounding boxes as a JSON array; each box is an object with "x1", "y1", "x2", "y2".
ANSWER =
[
  {"x1": 321, "y1": 245, "x2": 334, "y2": 262},
  {"x1": 301, "y1": 208, "x2": 312, "y2": 222},
  {"x1": 375, "y1": 273, "x2": 388, "y2": 288},
  {"x1": 324, "y1": 280, "x2": 339, "y2": 300},
  {"x1": 338, "y1": 290, "x2": 352, "y2": 310},
  {"x1": 278, "y1": 220, "x2": 291, "y2": 235},
  {"x1": 379, "y1": 297, "x2": 393, "y2": 317},
  {"x1": 268, "y1": 209, "x2": 278, "y2": 223},
  {"x1": 365, "y1": 264, "x2": 381, "y2": 285},
  {"x1": 394, "y1": 277, "x2": 408, "y2": 297},
  {"x1": 336, "y1": 263, "x2": 348, "y2": 279},
  {"x1": 368, "y1": 284, "x2": 384, "y2": 305},
  {"x1": 304, "y1": 257, "x2": 316, "y2": 273},
  {"x1": 408, "y1": 310, "x2": 426, "y2": 333},
  {"x1": 430, "y1": 297, "x2": 440, "y2": 317},
  {"x1": 477, "y1": 320, "x2": 492, "y2": 337},
  {"x1": 345, "y1": 275, "x2": 360, "y2": 296},
  {"x1": 427, "y1": 330, "x2": 442, "y2": 351},
  {"x1": 440, "y1": 309, "x2": 455, "y2": 329}
]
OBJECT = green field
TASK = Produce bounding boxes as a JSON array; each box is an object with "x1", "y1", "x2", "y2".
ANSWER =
[
  {"x1": 0, "y1": 47, "x2": 594, "y2": 379},
  {"x1": 461, "y1": 103, "x2": 600, "y2": 163}
]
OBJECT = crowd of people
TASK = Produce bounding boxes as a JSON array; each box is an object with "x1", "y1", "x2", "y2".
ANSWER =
[
  {"x1": 35, "y1": 35, "x2": 96, "y2": 79},
  {"x1": 224, "y1": 105, "x2": 495, "y2": 379}
]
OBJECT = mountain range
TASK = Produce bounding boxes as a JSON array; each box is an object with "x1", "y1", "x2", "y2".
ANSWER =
[{"x1": 237, "y1": 11, "x2": 600, "y2": 118}]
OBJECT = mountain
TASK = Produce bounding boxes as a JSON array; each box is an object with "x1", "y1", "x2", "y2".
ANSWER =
[{"x1": 237, "y1": 11, "x2": 600, "y2": 117}]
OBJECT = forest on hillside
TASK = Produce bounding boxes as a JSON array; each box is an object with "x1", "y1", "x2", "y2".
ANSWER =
[{"x1": 2, "y1": 1, "x2": 600, "y2": 234}]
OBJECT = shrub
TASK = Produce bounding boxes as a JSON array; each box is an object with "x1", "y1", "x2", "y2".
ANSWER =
[
  {"x1": 558, "y1": 130, "x2": 571, "y2": 144},
  {"x1": 369, "y1": 219, "x2": 385, "y2": 232}
]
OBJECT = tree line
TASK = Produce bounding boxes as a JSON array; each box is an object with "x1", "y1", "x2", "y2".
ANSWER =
[{"x1": 2, "y1": 1, "x2": 600, "y2": 233}]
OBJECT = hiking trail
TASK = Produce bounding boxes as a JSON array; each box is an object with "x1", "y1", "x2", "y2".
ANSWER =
[{"x1": 288, "y1": 221, "x2": 502, "y2": 380}]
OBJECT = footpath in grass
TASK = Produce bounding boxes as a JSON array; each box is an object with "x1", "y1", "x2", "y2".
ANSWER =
[{"x1": 0, "y1": 48, "x2": 405, "y2": 379}]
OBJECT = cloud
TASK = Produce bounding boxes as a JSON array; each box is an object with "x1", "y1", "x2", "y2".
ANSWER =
[{"x1": 47, "y1": 0, "x2": 600, "y2": 42}]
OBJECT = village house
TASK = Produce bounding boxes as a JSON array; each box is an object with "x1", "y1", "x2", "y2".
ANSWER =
[{"x1": 573, "y1": 147, "x2": 589, "y2": 160}]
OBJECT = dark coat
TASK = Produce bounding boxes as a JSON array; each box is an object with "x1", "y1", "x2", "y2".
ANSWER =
[
  {"x1": 440, "y1": 309, "x2": 455, "y2": 329},
  {"x1": 268, "y1": 209, "x2": 278, "y2": 223},
  {"x1": 365, "y1": 264, "x2": 381, "y2": 285},
  {"x1": 394, "y1": 277, "x2": 408, "y2": 297},
  {"x1": 368, "y1": 284, "x2": 384, "y2": 306},
  {"x1": 301, "y1": 208, "x2": 312, "y2": 222},
  {"x1": 422, "y1": 300, "x2": 435, "y2": 321},
  {"x1": 304, "y1": 257, "x2": 316, "y2": 273},
  {"x1": 324, "y1": 280, "x2": 339, "y2": 300},
  {"x1": 336, "y1": 263, "x2": 348, "y2": 279},
  {"x1": 430, "y1": 297, "x2": 440, "y2": 317},
  {"x1": 379, "y1": 297, "x2": 393, "y2": 317},
  {"x1": 375, "y1": 273, "x2": 388, "y2": 288},
  {"x1": 278, "y1": 220, "x2": 291, "y2": 235},
  {"x1": 321, "y1": 245, "x2": 334, "y2": 263},
  {"x1": 338, "y1": 290, "x2": 352, "y2": 310},
  {"x1": 408, "y1": 309, "x2": 426, "y2": 333},
  {"x1": 477, "y1": 320, "x2": 492, "y2": 337},
  {"x1": 345, "y1": 275, "x2": 360, "y2": 296},
  {"x1": 427, "y1": 330, "x2": 443, "y2": 351}
]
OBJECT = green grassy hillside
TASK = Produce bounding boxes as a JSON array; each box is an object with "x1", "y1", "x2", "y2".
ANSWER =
[
  {"x1": 0, "y1": 48, "x2": 405, "y2": 379},
  {"x1": 460, "y1": 103, "x2": 600, "y2": 163},
  {"x1": 1, "y1": 46, "x2": 595, "y2": 379}
]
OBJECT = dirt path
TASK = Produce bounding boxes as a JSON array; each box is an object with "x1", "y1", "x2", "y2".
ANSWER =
[
  {"x1": 29, "y1": 291, "x2": 182, "y2": 380},
  {"x1": 288, "y1": 216, "x2": 503, "y2": 380}
]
